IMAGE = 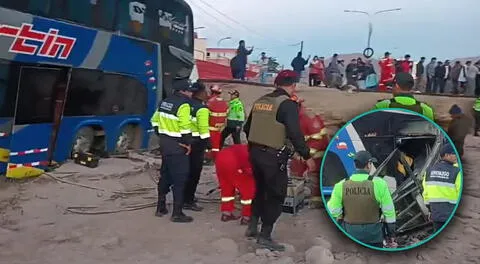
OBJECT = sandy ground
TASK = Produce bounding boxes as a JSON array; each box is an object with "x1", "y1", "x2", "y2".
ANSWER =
[{"x1": 0, "y1": 85, "x2": 479, "y2": 264}]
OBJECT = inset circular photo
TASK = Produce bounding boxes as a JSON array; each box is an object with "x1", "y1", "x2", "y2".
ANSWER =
[{"x1": 320, "y1": 108, "x2": 463, "y2": 251}]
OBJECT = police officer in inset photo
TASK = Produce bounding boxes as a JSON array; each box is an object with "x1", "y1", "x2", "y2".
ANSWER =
[
  {"x1": 374, "y1": 72, "x2": 435, "y2": 121},
  {"x1": 150, "y1": 77, "x2": 194, "y2": 223},
  {"x1": 243, "y1": 70, "x2": 316, "y2": 251},
  {"x1": 327, "y1": 151, "x2": 396, "y2": 248},
  {"x1": 423, "y1": 144, "x2": 462, "y2": 232}
]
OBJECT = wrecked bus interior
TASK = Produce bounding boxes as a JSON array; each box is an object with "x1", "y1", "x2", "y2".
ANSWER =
[{"x1": 322, "y1": 110, "x2": 448, "y2": 235}]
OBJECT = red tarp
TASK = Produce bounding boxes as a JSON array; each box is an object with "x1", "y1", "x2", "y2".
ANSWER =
[{"x1": 195, "y1": 60, "x2": 257, "y2": 80}]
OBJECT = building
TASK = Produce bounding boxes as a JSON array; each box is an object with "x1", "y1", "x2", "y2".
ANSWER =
[{"x1": 205, "y1": 48, "x2": 237, "y2": 66}]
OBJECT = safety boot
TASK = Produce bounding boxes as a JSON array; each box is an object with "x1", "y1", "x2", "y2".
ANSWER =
[
  {"x1": 240, "y1": 216, "x2": 250, "y2": 226},
  {"x1": 183, "y1": 202, "x2": 204, "y2": 212},
  {"x1": 221, "y1": 213, "x2": 241, "y2": 222},
  {"x1": 256, "y1": 225, "x2": 285, "y2": 252},
  {"x1": 155, "y1": 195, "x2": 168, "y2": 217},
  {"x1": 170, "y1": 204, "x2": 193, "y2": 223},
  {"x1": 244, "y1": 216, "x2": 259, "y2": 238}
]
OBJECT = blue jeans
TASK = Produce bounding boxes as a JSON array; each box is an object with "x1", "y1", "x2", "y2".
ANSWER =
[{"x1": 260, "y1": 70, "x2": 267, "y2": 83}]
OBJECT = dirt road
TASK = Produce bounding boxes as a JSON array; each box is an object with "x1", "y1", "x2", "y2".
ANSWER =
[{"x1": 0, "y1": 85, "x2": 478, "y2": 264}]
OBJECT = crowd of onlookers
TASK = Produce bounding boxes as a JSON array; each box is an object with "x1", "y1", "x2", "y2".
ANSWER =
[{"x1": 289, "y1": 52, "x2": 480, "y2": 97}]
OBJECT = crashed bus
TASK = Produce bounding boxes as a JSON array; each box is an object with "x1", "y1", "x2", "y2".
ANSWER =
[
  {"x1": 321, "y1": 109, "x2": 449, "y2": 235},
  {"x1": 0, "y1": 0, "x2": 194, "y2": 178}
]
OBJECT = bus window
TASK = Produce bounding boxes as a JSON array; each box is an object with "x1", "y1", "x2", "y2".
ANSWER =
[
  {"x1": 15, "y1": 67, "x2": 66, "y2": 125},
  {"x1": 0, "y1": 61, "x2": 19, "y2": 118},
  {"x1": 64, "y1": 69, "x2": 147, "y2": 116},
  {"x1": 154, "y1": 1, "x2": 193, "y2": 50},
  {"x1": 116, "y1": 0, "x2": 150, "y2": 39},
  {"x1": 0, "y1": 0, "x2": 50, "y2": 16},
  {"x1": 49, "y1": 0, "x2": 114, "y2": 30}
]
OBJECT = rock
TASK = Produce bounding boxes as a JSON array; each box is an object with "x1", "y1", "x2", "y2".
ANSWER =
[
  {"x1": 256, "y1": 248, "x2": 271, "y2": 256},
  {"x1": 98, "y1": 236, "x2": 123, "y2": 249},
  {"x1": 311, "y1": 236, "x2": 332, "y2": 250},
  {"x1": 212, "y1": 238, "x2": 239, "y2": 255},
  {"x1": 270, "y1": 256, "x2": 295, "y2": 264},
  {"x1": 305, "y1": 246, "x2": 334, "y2": 264},
  {"x1": 335, "y1": 255, "x2": 367, "y2": 264},
  {"x1": 280, "y1": 243, "x2": 296, "y2": 253}
]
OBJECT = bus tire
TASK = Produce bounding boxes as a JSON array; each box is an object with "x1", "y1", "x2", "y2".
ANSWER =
[
  {"x1": 71, "y1": 127, "x2": 95, "y2": 157},
  {"x1": 115, "y1": 124, "x2": 142, "y2": 154}
]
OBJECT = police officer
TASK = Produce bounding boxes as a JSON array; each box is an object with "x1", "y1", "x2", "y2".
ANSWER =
[
  {"x1": 184, "y1": 81, "x2": 211, "y2": 212},
  {"x1": 327, "y1": 151, "x2": 396, "y2": 248},
  {"x1": 243, "y1": 70, "x2": 316, "y2": 251},
  {"x1": 150, "y1": 77, "x2": 194, "y2": 223},
  {"x1": 422, "y1": 144, "x2": 462, "y2": 232},
  {"x1": 473, "y1": 96, "x2": 480, "y2": 136},
  {"x1": 374, "y1": 72, "x2": 435, "y2": 121}
]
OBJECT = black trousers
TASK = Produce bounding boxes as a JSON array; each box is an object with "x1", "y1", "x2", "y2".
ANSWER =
[
  {"x1": 475, "y1": 75, "x2": 480, "y2": 96},
  {"x1": 249, "y1": 145, "x2": 288, "y2": 227},
  {"x1": 474, "y1": 111, "x2": 480, "y2": 133},
  {"x1": 434, "y1": 77, "x2": 446, "y2": 93},
  {"x1": 221, "y1": 126, "x2": 241, "y2": 148},
  {"x1": 184, "y1": 140, "x2": 206, "y2": 204},
  {"x1": 426, "y1": 76, "x2": 433, "y2": 93},
  {"x1": 158, "y1": 154, "x2": 190, "y2": 207}
]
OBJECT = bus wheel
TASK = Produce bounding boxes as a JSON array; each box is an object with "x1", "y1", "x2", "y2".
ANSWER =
[
  {"x1": 115, "y1": 124, "x2": 142, "y2": 154},
  {"x1": 71, "y1": 127, "x2": 95, "y2": 157}
]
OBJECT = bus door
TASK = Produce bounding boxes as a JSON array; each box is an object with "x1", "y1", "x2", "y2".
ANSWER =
[{"x1": 7, "y1": 66, "x2": 69, "y2": 178}]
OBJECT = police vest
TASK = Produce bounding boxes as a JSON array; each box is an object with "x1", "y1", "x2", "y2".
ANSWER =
[
  {"x1": 389, "y1": 98, "x2": 423, "y2": 114},
  {"x1": 424, "y1": 161, "x2": 460, "y2": 204},
  {"x1": 473, "y1": 98, "x2": 480, "y2": 112},
  {"x1": 247, "y1": 95, "x2": 289, "y2": 149},
  {"x1": 342, "y1": 175, "x2": 380, "y2": 224}
]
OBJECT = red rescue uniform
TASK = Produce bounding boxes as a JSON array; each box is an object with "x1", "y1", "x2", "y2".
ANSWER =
[
  {"x1": 215, "y1": 144, "x2": 255, "y2": 218},
  {"x1": 289, "y1": 98, "x2": 329, "y2": 198},
  {"x1": 207, "y1": 94, "x2": 229, "y2": 160},
  {"x1": 379, "y1": 57, "x2": 396, "y2": 92}
]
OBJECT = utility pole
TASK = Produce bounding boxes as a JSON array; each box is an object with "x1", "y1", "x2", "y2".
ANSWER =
[{"x1": 300, "y1": 41, "x2": 304, "y2": 53}]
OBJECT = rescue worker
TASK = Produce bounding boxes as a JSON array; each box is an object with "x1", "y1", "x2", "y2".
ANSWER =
[
  {"x1": 447, "y1": 105, "x2": 471, "y2": 159},
  {"x1": 151, "y1": 77, "x2": 194, "y2": 223},
  {"x1": 243, "y1": 69, "x2": 316, "y2": 251},
  {"x1": 221, "y1": 90, "x2": 245, "y2": 148},
  {"x1": 394, "y1": 151, "x2": 414, "y2": 187},
  {"x1": 215, "y1": 144, "x2": 255, "y2": 225},
  {"x1": 422, "y1": 144, "x2": 462, "y2": 232},
  {"x1": 206, "y1": 85, "x2": 229, "y2": 161},
  {"x1": 327, "y1": 151, "x2": 396, "y2": 248},
  {"x1": 378, "y1": 52, "x2": 396, "y2": 92},
  {"x1": 184, "y1": 81, "x2": 211, "y2": 212},
  {"x1": 374, "y1": 72, "x2": 435, "y2": 121},
  {"x1": 289, "y1": 96, "x2": 329, "y2": 207},
  {"x1": 474, "y1": 97, "x2": 480, "y2": 136}
]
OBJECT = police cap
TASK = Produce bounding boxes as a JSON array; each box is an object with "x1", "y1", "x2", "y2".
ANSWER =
[
  {"x1": 354, "y1": 151, "x2": 378, "y2": 167},
  {"x1": 274, "y1": 70, "x2": 298, "y2": 86},
  {"x1": 394, "y1": 72, "x2": 415, "y2": 90},
  {"x1": 440, "y1": 144, "x2": 456, "y2": 157},
  {"x1": 172, "y1": 77, "x2": 192, "y2": 91}
]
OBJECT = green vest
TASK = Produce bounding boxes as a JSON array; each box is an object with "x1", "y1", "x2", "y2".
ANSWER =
[
  {"x1": 374, "y1": 95, "x2": 435, "y2": 121},
  {"x1": 227, "y1": 98, "x2": 245, "y2": 121},
  {"x1": 247, "y1": 95, "x2": 289, "y2": 149},
  {"x1": 473, "y1": 98, "x2": 480, "y2": 112},
  {"x1": 342, "y1": 176, "x2": 380, "y2": 224}
]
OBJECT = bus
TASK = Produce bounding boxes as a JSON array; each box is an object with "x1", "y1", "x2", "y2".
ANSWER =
[{"x1": 0, "y1": 0, "x2": 194, "y2": 178}]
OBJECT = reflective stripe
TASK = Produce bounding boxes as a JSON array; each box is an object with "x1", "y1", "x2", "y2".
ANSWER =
[
  {"x1": 159, "y1": 112, "x2": 179, "y2": 120},
  {"x1": 384, "y1": 216, "x2": 396, "y2": 223},
  {"x1": 305, "y1": 128, "x2": 327, "y2": 140},
  {"x1": 382, "y1": 204, "x2": 395, "y2": 212},
  {"x1": 158, "y1": 129, "x2": 182, "y2": 137},
  {"x1": 221, "y1": 197, "x2": 235, "y2": 202},
  {"x1": 151, "y1": 122, "x2": 159, "y2": 127},
  {"x1": 240, "y1": 199, "x2": 252, "y2": 205},
  {"x1": 329, "y1": 207, "x2": 343, "y2": 215},
  {"x1": 180, "y1": 129, "x2": 191, "y2": 134},
  {"x1": 212, "y1": 148, "x2": 220, "y2": 152},
  {"x1": 8, "y1": 161, "x2": 48, "y2": 169},
  {"x1": 426, "y1": 198, "x2": 458, "y2": 204},
  {"x1": 425, "y1": 181, "x2": 456, "y2": 188},
  {"x1": 310, "y1": 148, "x2": 324, "y2": 159},
  {"x1": 10, "y1": 148, "x2": 48, "y2": 156},
  {"x1": 210, "y1": 112, "x2": 228, "y2": 117},
  {"x1": 200, "y1": 133, "x2": 210, "y2": 139},
  {"x1": 192, "y1": 132, "x2": 200, "y2": 137}
]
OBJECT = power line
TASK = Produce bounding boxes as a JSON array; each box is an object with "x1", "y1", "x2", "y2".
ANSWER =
[{"x1": 193, "y1": 0, "x2": 293, "y2": 45}]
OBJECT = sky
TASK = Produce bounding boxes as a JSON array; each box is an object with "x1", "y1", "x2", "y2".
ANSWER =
[{"x1": 186, "y1": 0, "x2": 480, "y2": 66}]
